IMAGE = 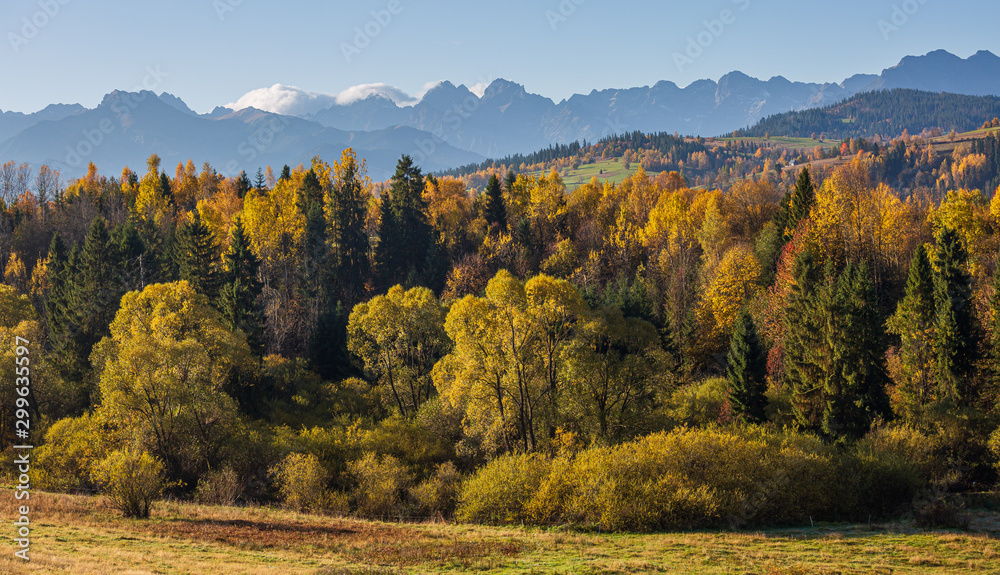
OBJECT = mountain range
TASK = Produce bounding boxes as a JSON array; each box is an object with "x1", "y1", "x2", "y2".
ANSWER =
[{"x1": 2, "y1": 50, "x2": 999, "y2": 181}]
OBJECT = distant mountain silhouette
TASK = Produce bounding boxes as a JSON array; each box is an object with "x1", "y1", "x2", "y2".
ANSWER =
[
  {"x1": 0, "y1": 91, "x2": 483, "y2": 180},
  {"x1": 3, "y1": 50, "x2": 999, "y2": 179}
]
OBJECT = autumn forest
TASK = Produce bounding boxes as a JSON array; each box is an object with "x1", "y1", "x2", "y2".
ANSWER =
[{"x1": 3, "y1": 124, "x2": 1000, "y2": 531}]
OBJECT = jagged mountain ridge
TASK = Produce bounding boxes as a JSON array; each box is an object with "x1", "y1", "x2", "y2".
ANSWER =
[
  {"x1": 3, "y1": 50, "x2": 999, "y2": 180},
  {"x1": 0, "y1": 91, "x2": 484, "y2": 181},
  {"x1": 300, "y1": 50, "x2": 1000, "y2": 157}
]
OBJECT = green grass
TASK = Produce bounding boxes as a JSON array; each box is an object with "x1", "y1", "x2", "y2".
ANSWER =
[
  {"x1": 528, "y1": 158, "x2": 657, "y2": 191},
  {"x1": 4, "y1": 490, "x2": 1000, "y2": 574},
  {"x1": 715, "y1": 136, "x2": 830, "y2": 149}
]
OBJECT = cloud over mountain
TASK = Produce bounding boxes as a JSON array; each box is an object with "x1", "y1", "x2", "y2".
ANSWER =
[{"x1": 227, "y1": 83, "x2": 421, "y2": 116}]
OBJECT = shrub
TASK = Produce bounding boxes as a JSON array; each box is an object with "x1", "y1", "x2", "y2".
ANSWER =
[
  {"x1": 411, "y1": 461, "x2": 461, "y2": 518},
  {"x1": 325, "y1": 491, "x2": 352, "y2": 517},
  {"x1": 456, "y1": 453, "x2": 550, "y2": 524},
  {"x1": 836, "y1": 424, "x2": 927, "y2": 519},
  {"x1": 271, "y1": 452, "x2": 330, "y2": 512},
  {"x1": 562, "y1": 443, "x2": 720, "y2": 531},
  {"x1": 194, "y1": 466, "x2": 242, "y2": 506},
  {"x1": 989, "y1": 427, "x2": 1000, "y2": 476},
  {"x1": 36, "y1": 414, "x2": 106, "y2": 492},
  {"x1": 271, "y1": 425, "x2": 359, "y2": 492},
  {"x1": 667, "y1": 378, "x2": 728, "y2": 425},
  {"x1": 457, "y1": 426, "x2": 850, "y2": 531},
  {"x1": 348, "y1": 452, "x2": 412, "y2": 518},
  {"x1": 914, "y1": 497, "x2": 970, "y2": 530},
  {"x1": 525, "y1": 455, "x2": 575, "y2": 524},
  {"x1": 92, "y1": 448, "x2": 166, "y2": 518}
]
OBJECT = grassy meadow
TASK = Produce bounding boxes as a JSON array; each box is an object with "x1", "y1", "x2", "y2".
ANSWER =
[
  {"x1": 3, "y1": 490, "x2": 999, "y2": 574},
  {"x1": 529, "y1": 158, "x2": 654, "y2": 191}
]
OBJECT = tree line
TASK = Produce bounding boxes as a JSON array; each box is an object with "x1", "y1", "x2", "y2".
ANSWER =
[{"x1": 0, "y1": 141, "x2": 999, "y2": 525}]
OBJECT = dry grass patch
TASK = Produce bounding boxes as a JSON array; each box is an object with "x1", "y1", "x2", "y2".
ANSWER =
[{"x1": 2, "y1": 490, "x2": 1000, "y2": 574}]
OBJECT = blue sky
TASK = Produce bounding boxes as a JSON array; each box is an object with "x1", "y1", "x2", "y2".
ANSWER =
[{"x1": 2, "y1": 0, "x2": 997, "y2": 113}]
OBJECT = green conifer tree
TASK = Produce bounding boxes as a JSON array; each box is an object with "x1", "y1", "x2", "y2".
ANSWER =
[
  {"x1": 887, "y1": 244, "x2": 937, "y2": 416},
  {"x1": 218, "y1": 217, "x2": 265, "y2": 355},
  {"x1": 933, "y1": 226, "x2": 979, "y2": 405},
  {"x1": 726, "y1": 309, "x2": 768, "y2": 423},
  {"x1": 374, "y1": 155, "x2": 434, "y2": 289},
  {"x1": 328, "y1": 153, "x2": 371, "y2": 303},
  {"x1": 784, "y1": 251, "x2": 825, "y2": 429},
  {"x1": 822, "y1": 262, "x2": 890, "y2": 440},
  {"x1": 484, "y1": 173, "x2": 507, "y2": 231},
  {"x1": 174, "y1": 211, "x2": 221, "y2": 300}
]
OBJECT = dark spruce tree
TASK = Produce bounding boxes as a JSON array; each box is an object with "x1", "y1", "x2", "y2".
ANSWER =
[
  {"x1": 52, "y1": 217, "x2": 126, "y2": 408},
  {"x1": 301, "y1": 201, "x2": 333, "y2": 334},
  {"x1": 218, "y1": 217, "x2": 265, "y2": 356},
  {"x1": 44, "y1": 233, "x2": 86, "y2": 391},
  {"x1": 298, "y1": 169, "x2": 324, "y2": 214},
  {"x1": 933, "y1": 226, "x2": 979, "y2": 405},
  {"x1": 484, "y1": 173, "x2": 508, "y2": 232},
  {"x1": 503, "y1": 169, "x2": 517, "y2": 197},
  {"x1": 76, "y1": 216, "x2": 124, "y2": 347},
  {"x1": 114, "y1": 217, "x2": 156, "y2": 293},
  {"x1": 781, "y1": 168, "x2": 815, "y2": 241},
  {"x1": 784, "y1": 251, "x2": 825, "y2": 430},
  {"x1": 328, "y1": 154, "x2": 371, "y2": 304},
  {"x1": 254, "y1": 168, "x2": 267, "y2": 192},
  {"x1": 789, "y1": 168, "x2": 815, "y2": 225},
  {"x1": 374, "y1": 155, "x2": 436, "y2": 290},
  {"x1": 725, "y1": 309, "x2": 768, "y2": 423},
  {"x1": 174, "y1": 211, "x2": 222, "y2": 300},
  {"x1": 821, "y1": 262, "x2": 890, "y2": 441},
  {"x1": 236, "y1": 170, "x2": 252, "y2": 199},
  {"x1": 886, "y1": 244, "x2": 937, "y2": 416},
  {"x1": 158, "y1": 172, "x2": 174, "y2": 206}
]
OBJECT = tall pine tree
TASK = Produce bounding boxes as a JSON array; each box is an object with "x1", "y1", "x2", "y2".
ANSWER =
[
  {"x1": 329, "y1": 149, "x2": 371, "y2": 303},
  {"x1": 374, "y1": 155, "x2": 435, "y2": 290},
  {"x1": 218, "y1": 217, "x2": 265, "y2": 356},
  {"x1": 726, "y1": 309, "x2": 768, "y2": 423},
  {"x1": 484, "y1": 173, "x2": 507, "y2": 232},
  {"x1": 784, "y1": 251, "x2": 825, "y2": 430},
  {"x1": 782, "y1": 168, "x2": 815, "y2": 241},
  {"x1": 174, "y1": 211, "x2": 222, "y2": 300},
  {"x1": 822, "y1": 262, "x2": 890, "y2": 440},
  {"x1": 48, "y1": 218, "x2": 126, "y2": 408},
  {"x1": 933, "y1": 226, "x2": 979, "y2": 405},
  {"x1": 887, "y1": 244, "x2": 937, "y2": 416}
]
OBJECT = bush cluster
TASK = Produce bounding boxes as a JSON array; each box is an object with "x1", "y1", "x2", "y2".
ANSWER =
[{"x1": 457, "y1": 425, "x2": 928, "y2": 531}]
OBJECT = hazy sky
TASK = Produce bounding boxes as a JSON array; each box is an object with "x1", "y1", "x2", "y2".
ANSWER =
[{"x1": 3, "y1": 0, "x2": 997, "y2": 113}]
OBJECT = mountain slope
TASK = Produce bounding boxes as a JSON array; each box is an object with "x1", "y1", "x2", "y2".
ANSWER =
[
  {"x1": 0, "y1": 91, "x2": 483, "y2": 180},
  {"x1": 733, "y1": 89, "x2": 1000, "y2": 140},
  {"x1": 293, "y1": 50, "x2": 1000, "y2": 156},
  {"x1": 0, "y1": 103, "x2": 85, "y2": 142}
]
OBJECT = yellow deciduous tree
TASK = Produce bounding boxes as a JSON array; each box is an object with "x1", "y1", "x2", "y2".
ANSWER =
[
  {"x1": 347, "y1": 285, "x2": 450, "y2": 417},
  {"x1": 696, "y1": 245, "x2": 763, "y2": 355},
  {"x1": 434, "y1": 271, "x2": 584, "y2": 453},
  {"x1": 92, "y1": 281, "x2": 253, "y2": 484}
]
